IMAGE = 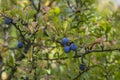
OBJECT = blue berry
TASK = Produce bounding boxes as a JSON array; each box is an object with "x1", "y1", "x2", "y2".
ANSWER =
[
  {"x1": 70, "y1": 43, "x2": 77, "y2": 51},
  {"x1": 79, "y1": 64, "x2": 85, "y2": 71},
  {"x1": 64, "y1": 46, "x2": 71, "y2": 53},
  {"x1": 5, "y1": 18, "x2": 12, "y2": 24},
  {"x1": 17, "y1": 42, "x2": 24, "y2": 48},
  {"x1": 61, "y1": 38, "x2": 69, "y2": 45}
]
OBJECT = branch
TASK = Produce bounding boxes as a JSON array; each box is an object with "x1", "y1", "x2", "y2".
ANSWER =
[
  {"x1": 0, "y1": 13, "x2": 28, "y2": 42},
  {"x1": 39, "y1": 48, "x2": 120, "y2": 61}
]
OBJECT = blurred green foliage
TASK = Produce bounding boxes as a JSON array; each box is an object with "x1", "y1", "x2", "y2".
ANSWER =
[{"x1": 0, "y1": 0, "x2": 120, "y2": 80}]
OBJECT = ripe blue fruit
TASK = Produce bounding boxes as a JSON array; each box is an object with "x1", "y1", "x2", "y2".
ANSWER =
[
  {"x1": 79, "y1": 64, "x2": 85, "y2": 71},
  {"x1": 70, "y1": 43, "x2": 77, "y2": 51},
  {"x1": 61, "y1": 38, "x2": 69, "y2": 45},
  {"x1": 5, "y1": 18, "x2": 12, "y2": 24},
  {"x1": 17, "y1": 42, "x2": 24, "y2": 48},
  {"x1": 64, "y1": 46, "x2": 71, "y2": 53}
]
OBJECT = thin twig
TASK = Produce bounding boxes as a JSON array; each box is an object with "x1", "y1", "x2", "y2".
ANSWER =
[
  {"x1": 7, "y1": 65, "x2": 17, "y2": 80},
  {"x1": 30, "y1": 0, "x2": 41, "y2": 21},
  {"x1": 73, "y1": 65, "x2": 96, "y2": 80},
  {"x1": 37, "y1": 0, "x2": 41, "y2": 12},
  {"x1": 30, "y1": 0, "x2": 38, "y2": 10},
  {"x1": 67, "y1": 1, "x2": 75, "y2": 12},
  {"x1": 12, "y1": 22, "x2": 27, "y2": 42}
]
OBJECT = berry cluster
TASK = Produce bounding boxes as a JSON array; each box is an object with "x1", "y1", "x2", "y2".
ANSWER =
[{"x1": 61, "y1": 37, "x2": 78, "y2": 53}]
